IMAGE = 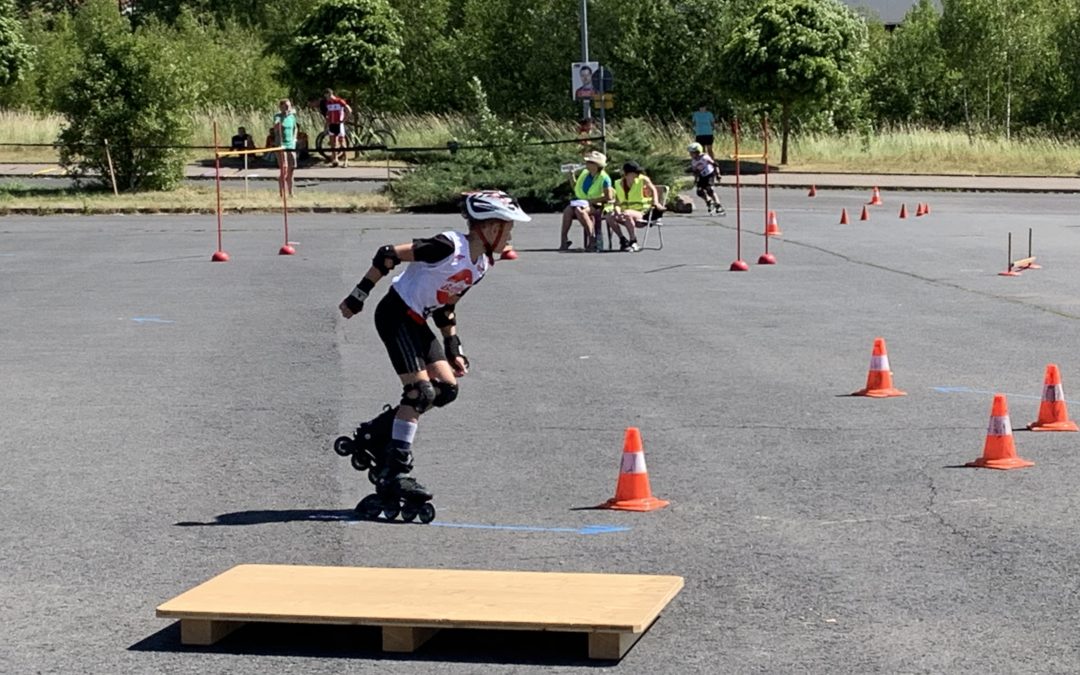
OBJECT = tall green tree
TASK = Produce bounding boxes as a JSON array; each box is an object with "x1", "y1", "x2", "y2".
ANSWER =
[
  {"x1": 455, "y1": 0, "x2": 578, "y2": 117},
  {"x1": 589, "y1": 0, "x2": 736, "y2": 117},
  {"x1": 384, "y1": 0, "x2": 467, "y2": 112},
  {"x1": 280, "y1": 0, "x2": 404, "y2": 105},
  {"x1": 940, "y1": 0, "x2": 1066, "y2": 137},
  {"x1": 867, "y1": 0, "x2": 960, "y2": 125},
  {"x1": 57, "y1": 0, "x2": 197, "y2": 190},
  {"x1": 0, "y1": 0, "x2": 33, "y2": 86},
  {"x1": 719, "y1": 0, "x2": 867, "y2": 163}
]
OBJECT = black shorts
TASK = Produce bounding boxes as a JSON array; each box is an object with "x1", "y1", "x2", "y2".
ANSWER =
[
  {"x1": 695, "y1": 173, "x2": 717, "y2": 189},
  {"x1": 374, "y1": 289, "x2": 446, "y2": 375},
  {"x1": 328, "y1": 122, "x2": 345, "y2": 137},
  {"x1": 695, "y1": 134, "x2": 714, "y2": 147}
]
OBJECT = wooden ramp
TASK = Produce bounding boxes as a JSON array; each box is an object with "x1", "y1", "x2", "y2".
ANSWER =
[{"x1": 157, "y1": 564, "x2": 683, "y2": 661}]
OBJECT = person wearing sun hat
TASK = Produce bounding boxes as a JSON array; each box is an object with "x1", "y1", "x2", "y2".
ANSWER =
[{"x1": 560, "y1": 150, "x2": 614, "y2": 251}]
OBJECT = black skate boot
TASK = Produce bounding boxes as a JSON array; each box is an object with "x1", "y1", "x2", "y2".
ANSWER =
[
  {"x1": 355, "y1": 447, "x2": 436, "y2": 524},
  {"x1": 333, "y1": 404, "x2": 397, "y2": 474}
]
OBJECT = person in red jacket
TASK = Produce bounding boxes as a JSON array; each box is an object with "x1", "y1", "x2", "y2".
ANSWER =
[{"x1": 320, "y1": 88, "x2": 353, "y2": 167}]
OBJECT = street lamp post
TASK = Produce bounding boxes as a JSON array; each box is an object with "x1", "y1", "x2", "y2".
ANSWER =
[{"x1": 580, "y1": 0, "x2": 591, "y2": 122}]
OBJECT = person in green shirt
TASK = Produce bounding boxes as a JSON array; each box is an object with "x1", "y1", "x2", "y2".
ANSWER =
[
  {"x1": 559, "y1": 150, "x2": 614, "y2": 251},
  {"x1": 273, "y1": 98, "x2": 298, "y2": 198}
]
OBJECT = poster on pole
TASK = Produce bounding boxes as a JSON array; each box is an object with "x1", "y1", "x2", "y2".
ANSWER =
[{"x1": 571, "y1": 62, "x2": 599, "y2": 101}]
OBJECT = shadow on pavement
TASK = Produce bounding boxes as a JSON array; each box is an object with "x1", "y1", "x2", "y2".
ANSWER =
[
  {"x1": 174, "y1": 508, "x2": 357, "y2": 526},
  {"x1": 129, "y1": 621, "x2": 613, "y2": 667}
]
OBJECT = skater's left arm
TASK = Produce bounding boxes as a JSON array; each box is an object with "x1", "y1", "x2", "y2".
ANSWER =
[{"x1": 433, "y1": 302, "x2": 469, "y2": 376}]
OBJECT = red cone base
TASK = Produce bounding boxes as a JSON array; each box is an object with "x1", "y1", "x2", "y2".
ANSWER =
[
  {"x1": 730, "y1": 259, "x2": 750, "y2": 271},
  {"x1": 279, "y1": 245, "x2": 296, "y2": 255},
  {"x1": 966, "y1": 455, "x2": 1034, "y2": 470},
  {"x1": 758, "y1": 253, "x2": 777, "y2": 265},
  {"x1": 211, "y1": 250, "x2": 230, "y2": 262}
]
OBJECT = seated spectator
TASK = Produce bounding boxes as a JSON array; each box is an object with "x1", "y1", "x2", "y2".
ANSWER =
[
  {"x1": 560, "y1": 150, "x2": 613, "y2": 251},
  {"x1": 296, "y1": 127, "x2": 310, "y2": 162},
  {"x1": 606, "y1": 161, "x2": 657, "y2": 252},
  {"x1": 230, "y1": 126, "x2": 255, "y2": 152},
  {"x1": 263, "y1": 126, "x2": 277, "y2": 165}
]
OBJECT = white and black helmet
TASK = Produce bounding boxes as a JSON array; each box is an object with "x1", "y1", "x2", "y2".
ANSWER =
[{"x1": 462, "y1": 190, "x2": 532, "y2": 223}]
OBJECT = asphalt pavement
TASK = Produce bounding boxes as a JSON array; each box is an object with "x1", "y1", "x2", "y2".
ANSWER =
[{"x1": 3, "y1": 187, "x2": 1080, "y2": 674}]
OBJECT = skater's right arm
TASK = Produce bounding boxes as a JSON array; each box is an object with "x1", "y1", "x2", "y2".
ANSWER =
[
  {"x1": 339, "y1": 242, "x2": 413, "y2": 319},
  {"x1": 339, "y1": 236, "x2": 456, "y2": 319}
]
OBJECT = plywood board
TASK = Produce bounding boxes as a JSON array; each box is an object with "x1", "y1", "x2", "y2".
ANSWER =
[{"x1": 157, "y1": 565, "x2": 683, "y2": 635}]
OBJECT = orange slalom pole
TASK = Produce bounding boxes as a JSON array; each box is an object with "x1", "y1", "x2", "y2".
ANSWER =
[
  {"x1": 729, "y1": 118, "x2": 748, "y2": 271},
  {"x1": 211, "y1": 121, "x2": 228, "y2": 262},
  {"x1": 758, "y1": 114, "x2": 776, "y2": 265},
  {"x1": 277, "y1": 122, "x2": 295, "y2": 256}
]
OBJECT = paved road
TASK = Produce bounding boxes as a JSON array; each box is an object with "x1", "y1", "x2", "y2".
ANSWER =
[
  {"x1": 0, "y1": 176, "x2": 383, "y2": 194},
  {"x1": 0, "y1": 162, "x2": 399, "y2": 183},
  {"x1": 5, "y1": 161, "x2": 1080, "y2": 191},
  {"x1": 3, "y1": 187, "x2": 1080, "y2": 674}
]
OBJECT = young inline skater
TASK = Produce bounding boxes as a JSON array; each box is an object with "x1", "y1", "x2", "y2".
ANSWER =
[
  {"x1": 334, "y1": 190, "x2": 531, "y2": 523},
  {"x1": 689, "y1": 142, "x2": 724, "y2": 215}
]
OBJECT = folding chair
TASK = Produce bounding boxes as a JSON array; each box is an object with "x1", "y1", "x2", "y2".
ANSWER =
[{"x1": 639, "y1": 184, "x2": 669, "y2": 251}]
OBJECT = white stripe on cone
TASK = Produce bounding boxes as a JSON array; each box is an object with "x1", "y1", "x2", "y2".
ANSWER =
[
  {"x1": 870, "y1": 355, "x2": 890, "y2": 371},
  {"x1": 1044, "y1": 384, "x2": 1064, "y2": 402},
  {"x1": 987, "y1": 415, "x2": 1013, "y2": 437},
  {"x1": 620, "y1": 451, "x2": 647, "y2": 474}
]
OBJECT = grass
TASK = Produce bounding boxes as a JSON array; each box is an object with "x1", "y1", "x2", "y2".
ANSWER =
[
  {"x1": 0, "y1": 181, "x2": 393, "y2": 214},
  {"x1": 2, "y1": 108, "x2": 1079, "y2": 177}
]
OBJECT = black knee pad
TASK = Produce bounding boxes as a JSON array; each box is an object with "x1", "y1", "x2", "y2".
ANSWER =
[
  {"x1": 432, "y1": 380, "x2": 459, "y2": 408},
  {"x1": 401, "y1": 380, "x2": 436, "y2": 414}
]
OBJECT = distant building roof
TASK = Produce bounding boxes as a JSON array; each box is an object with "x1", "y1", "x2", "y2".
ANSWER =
[{"x1": 842, "y1": 0, "x2": 941, "y2": 26}]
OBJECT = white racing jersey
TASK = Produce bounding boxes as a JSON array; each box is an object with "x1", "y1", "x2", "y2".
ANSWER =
[
  {"x1": 392, "y1": 230, "x2": 488, "y2": 317},
  {"x1": 691, "y1": 155, "x2": 716, "y2": 177}
]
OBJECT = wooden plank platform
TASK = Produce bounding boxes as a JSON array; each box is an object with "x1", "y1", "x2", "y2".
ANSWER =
[{"x1": 156, "y1": 564, "x2": 683, "y2": 661}]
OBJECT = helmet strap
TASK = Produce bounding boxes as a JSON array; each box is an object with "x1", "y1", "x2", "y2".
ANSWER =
[{"x1": 474, "y1": 223, "x2": 504, "y2": 265}]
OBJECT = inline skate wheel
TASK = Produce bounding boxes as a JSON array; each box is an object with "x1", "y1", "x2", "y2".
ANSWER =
[
  {"x1": 356, "y1": 495, "x2": 382, "y2": 520},
  {"x1": 383, "y1": 503, "x2": 401, "y2": 520},
  {"x1": 401, "y1": 505, "x2": 418, "y2": 522},
  {"x1": 350, "y1": 452, "x2": 371, "y2": 471},
  {"x1": 333, "y1": 436, "x2": 353, "y2": 457},
  {"x1": 418, "y1": 503, "x2": 436, "y2": 524}
]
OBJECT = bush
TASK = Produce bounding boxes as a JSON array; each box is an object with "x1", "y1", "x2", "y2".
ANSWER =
[
  {"x1": 390, "y1": 116, "x2": 686, "y2": 212},
  {"x1": 57, "y1": 0, "x2": 196, "y2": 190}
]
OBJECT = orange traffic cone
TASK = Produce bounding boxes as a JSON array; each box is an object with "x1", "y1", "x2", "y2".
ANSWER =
[
  {"x1": 852, "y1": 337, "x2": 906, "y2": 397},
  {"x1": 915, "y1": 203, "x2": 926, "y2": 217},
  {"x1": 808, "y1": 185, "x2": 817, "y2": 197},
  {"x1": 1028, "y1": 364, "x2": 1079, "y2": 432},
  {"x1": 765, "y1": 210, "x2": 782, "y2": 237},
  {"x1": 859, "y1": 205, "x2": 870, "y2": 221},
  {"x1": 600, "y1": 427, "x2": 669, "y2": 512},
  {"x1": 868, "y1": 187, "x2": 883, "y2": 206},
  {"x1": 839, "y1": 208, "x2": 850, "y2": 224},
  {"x1": 899, "y1": 204, "x2": 908, "y2": 219},
  {"x1": 967, "y1": 394, "x2": 1034, "y2": 469},
  {"x1": 924, "y1": 203, "x2": 932, "y2": 215}
]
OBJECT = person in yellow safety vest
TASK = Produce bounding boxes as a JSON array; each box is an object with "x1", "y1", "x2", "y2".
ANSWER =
[
  {"x1": 607, "y1": 161, "x2": 658, "y2": 253},
  {"x1": 560, "y1": 150, "x2": 614, "y2": 251}
]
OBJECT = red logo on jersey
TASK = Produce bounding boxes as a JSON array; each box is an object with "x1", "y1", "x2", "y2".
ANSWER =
[{"x1": 436, "y1": 269, "x2": 473, "y2": 305}]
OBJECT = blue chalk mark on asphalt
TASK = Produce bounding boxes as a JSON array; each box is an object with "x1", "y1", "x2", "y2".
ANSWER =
[
  {"x1": 131, "y1": 316, "x2": 175, "y2": 324},
  {"x1": 932, "y1": 386, "x2": 1062, "y2": 402},
  {"x1": 430, "y1": 522, "x2": 630, "y2": 535}
]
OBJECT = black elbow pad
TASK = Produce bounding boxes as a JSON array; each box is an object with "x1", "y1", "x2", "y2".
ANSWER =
[{"x1": 372, "y1": 245, "x2": 400, "y2": 275}]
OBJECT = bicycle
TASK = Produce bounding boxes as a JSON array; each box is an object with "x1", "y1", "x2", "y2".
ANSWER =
[{"x1": 315, "y1": 109, "x2": 397, "y2": 163}]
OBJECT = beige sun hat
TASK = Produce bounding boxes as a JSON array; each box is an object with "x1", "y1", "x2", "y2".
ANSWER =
[{"x1": 582, "y1": 150, "x2": 607, "y2": 168}]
